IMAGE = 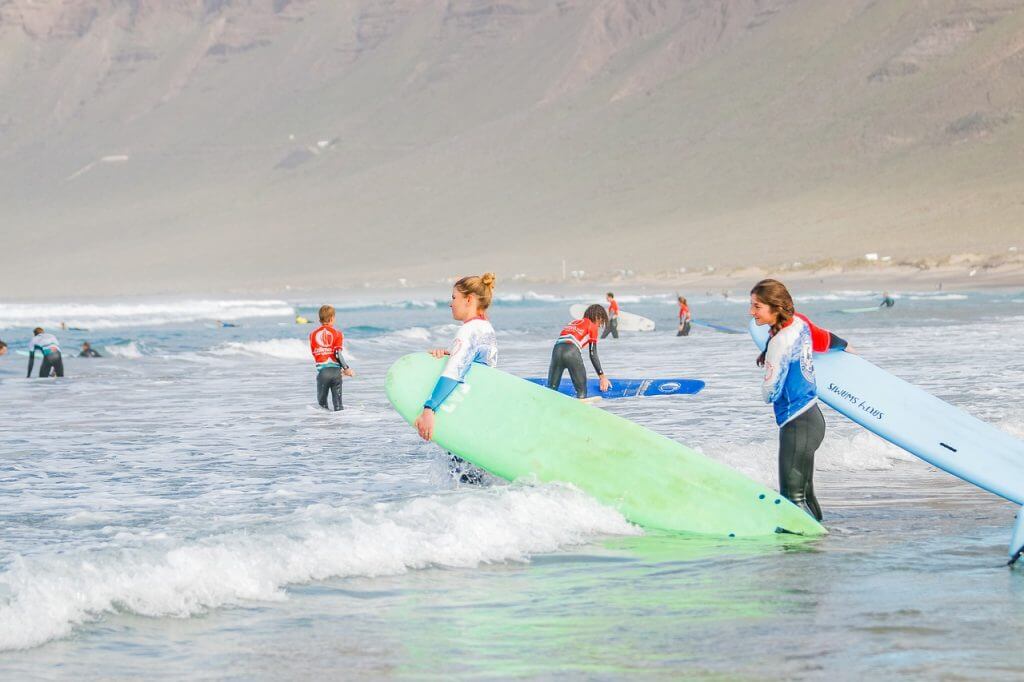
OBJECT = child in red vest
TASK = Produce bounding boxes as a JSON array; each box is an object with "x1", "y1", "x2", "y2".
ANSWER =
[{"x1": 309, "y1": 305, "x2": 355, "y2": 410}]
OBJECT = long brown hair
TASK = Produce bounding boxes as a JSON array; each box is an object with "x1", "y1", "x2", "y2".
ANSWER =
[
  {"x1": 454, "y1": 272, "x2": 496, "y2": 311},
  {"x1": 750, "y1": 278, "x2": 795, "y2": 367}
]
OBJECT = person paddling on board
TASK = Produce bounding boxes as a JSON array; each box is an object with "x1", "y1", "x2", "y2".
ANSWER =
[
  {"x1": 415, "y1": 273, "x2": 498, "y2": 441},
  {"x1": 26, "y1": 327, "x2": 64, "y2": 378},
  {"x1": 677, "y1": 295, "x2": 692, "y2": 337},
  {"x1": 547, "y1": 304, "x2": 611, "y2": 399},
  {"x1": 880, "y1": 291, "x2": 895, "y2": 308},
  {"x1": 602, "y1": 292, "x2": 620, "y2": 339},
  {"x1": 749, "y1": 279, "x2": 849, "y2": 521},
  {"x1": 310, "y1": 305, "x2": 355, "y2": 411}
]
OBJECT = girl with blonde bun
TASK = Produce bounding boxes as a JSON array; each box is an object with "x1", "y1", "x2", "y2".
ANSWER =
[{"x1": 414, "y1": 273, "x2": 498, "y2": 443}]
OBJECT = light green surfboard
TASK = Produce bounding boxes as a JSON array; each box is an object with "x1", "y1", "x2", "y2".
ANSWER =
[{"x1": 385, "y1": 353, "x2": 825, "y2": 538}]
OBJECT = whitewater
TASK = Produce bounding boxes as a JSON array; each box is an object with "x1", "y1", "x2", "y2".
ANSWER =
[{"x1": 1, "y1": 290, "x2": 1023, "y2": 678}]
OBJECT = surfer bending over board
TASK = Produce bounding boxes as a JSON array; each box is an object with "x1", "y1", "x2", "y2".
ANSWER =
[
  {"x1": 677, "y1": 296, "x2": 692, "y2": 336},
  {"x1": 750, "y1": 279, "x2": 850, "y2": 521},
  {"x1": 602, "y1": 292, "x2": 619, "y2": 339},
  {"x1": 414, "y1": 273, "x2": 498, "y2": 482},
  {"x1": 547, "y1": 305, "x2": 611, "y2": 399},
  {"x1": 26, "y1": 327, "x2": 64, "y2": 378},
  {"x1": 310, "y1": 305, "x2": 355, "y2": 411},
  {"x1": 880, "y1": 291, "x2": 895, "y2": 308}
]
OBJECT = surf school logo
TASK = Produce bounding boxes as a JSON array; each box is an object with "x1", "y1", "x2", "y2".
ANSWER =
[
  {"x1": 315, "y1": 329, "x2": 334, "y2": 347},
  {"x1": 658, "y1": 382, "x2": 681, "y2": 393}
]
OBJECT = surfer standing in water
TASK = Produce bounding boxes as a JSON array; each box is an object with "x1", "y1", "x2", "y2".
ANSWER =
[
  {"x1": 602, "y1": 292, "x2": 619, "y2": 339},
  {"x1": 26, "y1": 327, "x2": 64, "y2": 378},
  {"x1": 414, "y1": 272, "x2": 498, "y2": 439},
  {"x1": 749, "y1": 279, "x2": 849, "y2": 520},
  {"x1": 310, "y1": 305, "x2": 355, "y2": 411},
  {"x1": 677, "y1": 295, "x2": 692, "y2": 336},
  {"x1": 880, "y1": 291, "x2": 895, "y2": 308},
  {"x1": 547, "y1": 304, "x2": 611, "y2": 399}
]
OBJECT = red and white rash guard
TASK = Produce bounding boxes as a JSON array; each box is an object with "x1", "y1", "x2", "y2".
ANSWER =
[
  {"x1": 557, "y1": 318, "x2": 599, "y2": 351},
  {"x1": 607, "y1": 300, "x2": 620, "y2": 318},
  {"x1": 309, "y1": 324, "x2": 347, "y2": 371}
]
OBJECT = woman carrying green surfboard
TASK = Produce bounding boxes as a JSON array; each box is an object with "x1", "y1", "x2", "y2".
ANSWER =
[{"x1": 413, "y1": 272, "x2": 498, "y2": 442}]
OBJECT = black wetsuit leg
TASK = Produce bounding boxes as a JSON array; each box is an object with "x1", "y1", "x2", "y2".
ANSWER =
[
  {"x1": 602, "y1": 317, "x2": 619, "y2": 339},
  {"x1": 677, "y1": 321, "x2": 691, "y2": 337},
  {"x1": 548, "y1": 343, "x2": 588, "y2": 398},
  {"x1": 40, "y1": 352, "x2": 64, "y2": 378},
  {"x1": 778, "y1": 403, "x2": 825, "y2": 520},
  {"x1": 316, "y1": 366, "x2": 344, "y2": 411},
  {"x1": 448, "y1": 453, "x2": 486, "y2": 485}
]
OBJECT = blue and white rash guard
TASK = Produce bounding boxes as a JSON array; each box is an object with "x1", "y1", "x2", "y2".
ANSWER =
[
  {"x1": 761, "y1": 316, "x2": 817, "y2": 426},
  {"x1": 424, "y1": 317, "x2": 498, "y2": 411},
  {"x1": 28, "y1": 333, "x2": 61, "y2": 357}
]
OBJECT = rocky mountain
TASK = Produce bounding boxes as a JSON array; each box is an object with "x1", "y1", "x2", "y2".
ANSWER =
[{"x1": 2, "y1": 0, "x2": 1022, "y2": 295}]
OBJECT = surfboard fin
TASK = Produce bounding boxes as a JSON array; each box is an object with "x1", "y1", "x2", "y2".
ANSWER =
[{"x1": 1008, "y1": 508, "x2": 1024, "y2": 567}]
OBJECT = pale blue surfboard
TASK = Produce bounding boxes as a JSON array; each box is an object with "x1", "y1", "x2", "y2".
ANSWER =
[{"x1": 749, "y1": 318, "x2": 1024, "y2": 562}]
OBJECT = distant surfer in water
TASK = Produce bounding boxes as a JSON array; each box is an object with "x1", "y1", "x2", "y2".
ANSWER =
[
  {"x1": 880, "y1": 291, "x2": 895, "y2": 308},
  {"x1": 676, "y1": 295, "x2": 692, "y2": 336},
  {"x1": 0, "y1": 340, "x2": 7, "y2": 356},
  {"x1": 26, "y1": 327, "x2": 64, "y2": 378},
  {"x1": 79, "y1": 342, "x2": 102, "y2": 358},
  {"x1": 547, "y1": 304, "x2": 611, "y2": 399},
  {"x1": 309, "y1": 305, "x2": 355, "y2": 411},
  {"x1": 750, "y1": 279, "x2": 849, "y2": 520},
  {"x1": 602, "y1": 292, "x2": 619, "y2": 339},
  {"x1": 413, "y1": 273, "x2": 498, "y2": 484}
]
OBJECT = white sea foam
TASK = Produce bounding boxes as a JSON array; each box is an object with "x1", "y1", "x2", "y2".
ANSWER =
[
  {"x1": 103, "y1": 342, "x2": 144, "y2": 359},
  {"x1": 0, "y1": 485, "x2": 636, "y2": 651},
  {"x1": 0, "y1": 300, "x2": 293, "y2": 330}
]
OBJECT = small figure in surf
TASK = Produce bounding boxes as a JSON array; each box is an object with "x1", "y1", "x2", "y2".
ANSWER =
[
  {"x1": 79, "y1": 342, "x2": 102, "y2": 358},
  {"x1": 880, "y1": 291, "x2": 895, "y2": 308},
  {"x1": 676, "y1": 296, "x2": 692, "y2": 337},
  {"x1": 412, "y1": 273, "x2": 497, "y2": 485},
  {"x1": 0, "y1": 340, "x2": 7, "y2": 356},
  {"x1": 750, "y1": 279, "x2": 850, "y2": 521},
  {"x1": 547, "y1": 304, "x2": 611, "y2": 399},
  {"x1": 27, "y1": 327, "x2": 64, "y2": 378},
  {"x1": 602, "y1": 292, "x2": 620, "y2": 339},
  {"x1": 310, "y1": 305, "x2": 355, "y2": 411}
]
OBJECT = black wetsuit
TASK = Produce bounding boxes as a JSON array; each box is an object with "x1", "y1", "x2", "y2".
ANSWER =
[
  {"x1": 547, "y1": 341, "x2": 603, "y2": 399},
  {"x1": 601, "y1": 316, "x2": 619, "y2": 339},
  {"x1": 316, "y1": 352, "x2": 349, "y2": 411},
  {"x1": 80, "y1": 348, "x2": 101, "y2": 358},
  {"x1": 28, "y1": 350, "x2": 64, "y2": 378},
  {"x1": 778, "y1": 403, "x2": 825, "y2": 520},
  {"x1": 881, "y1": 297, "x2": 895, "y2": 308}
]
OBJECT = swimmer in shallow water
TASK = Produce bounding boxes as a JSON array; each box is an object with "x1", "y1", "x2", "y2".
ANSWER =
[
  {"x1": 79, "y1": 342, "x2": 101, "y2": 358},
  {"x1": 880, "y1": 291, "x2": 895, "y2": 308}
]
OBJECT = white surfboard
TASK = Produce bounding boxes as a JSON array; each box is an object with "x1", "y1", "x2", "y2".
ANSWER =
[
  {"x1": 750, "y1": 318, "x2": 1024, "y2": 562},
  {"x1": 569, "y1": 304, "x2": 655, "y2": 332}
]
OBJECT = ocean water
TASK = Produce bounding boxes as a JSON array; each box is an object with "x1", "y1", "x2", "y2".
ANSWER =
[{"x1": 1, "y1": 289, "x2": 1023, "y2": 679}]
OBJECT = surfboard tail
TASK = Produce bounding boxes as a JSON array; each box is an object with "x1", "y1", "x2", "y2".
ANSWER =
[{"x1": 1008, "y1": 508, "x2": 1024, "y2": 566}]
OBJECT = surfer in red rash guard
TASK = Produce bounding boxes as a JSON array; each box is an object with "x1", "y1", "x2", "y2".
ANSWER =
[{"x1": 548, "y1": 304, "x2": 611, "y2": 399}]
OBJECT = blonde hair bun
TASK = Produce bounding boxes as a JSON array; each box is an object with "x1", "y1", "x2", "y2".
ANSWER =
[{"x1": 480, "y1": 272, "x2": 496, "y2": 289}]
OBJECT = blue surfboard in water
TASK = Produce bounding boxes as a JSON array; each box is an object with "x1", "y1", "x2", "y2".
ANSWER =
[
  {"x1": 749, "y1": 318, "x2": 1024, "y2": 563},
  {"x1": 526, "y1": 377, "x2": 705, "y2": 399}
]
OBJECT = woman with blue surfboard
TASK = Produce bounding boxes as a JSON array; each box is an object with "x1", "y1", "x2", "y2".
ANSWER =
[
  {"x1": 413, "y1": 272, "x2": 498, "y2": 443},
  {"x1": 750, "y1": 279, "x2": 849, "y2": 520},
  {"x1": 547, "y1": 305, "x2": 611, "y2": 400}
]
